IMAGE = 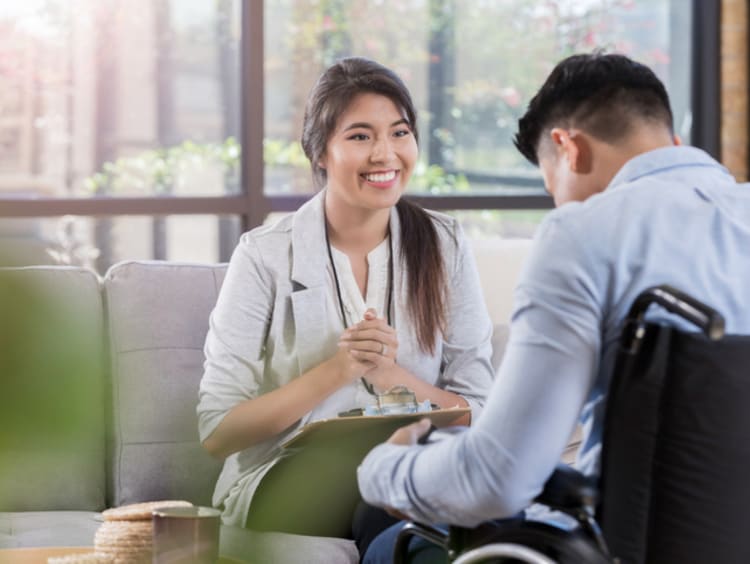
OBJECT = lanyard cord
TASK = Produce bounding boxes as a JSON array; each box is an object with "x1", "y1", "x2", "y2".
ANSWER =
[{"x1": 323, "y1": 211, "x2": 394, "y2": 395}]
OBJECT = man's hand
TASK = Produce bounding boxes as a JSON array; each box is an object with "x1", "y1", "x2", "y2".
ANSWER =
[{"x1": 387, "y1": 418, "x2": 433, "y2": 446}]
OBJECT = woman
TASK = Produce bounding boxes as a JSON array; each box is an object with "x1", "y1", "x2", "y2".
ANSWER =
[{"x1": 197, "y1": 57, "x2": 494, "y2": 544}]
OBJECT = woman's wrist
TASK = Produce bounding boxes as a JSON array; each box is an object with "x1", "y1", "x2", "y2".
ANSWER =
[
  {"x1": 369, "y1": 363, "x2": 407, "y2": 392},
  {"x1": 324, "y1": 350, "x2": 354, "y2": 389}
]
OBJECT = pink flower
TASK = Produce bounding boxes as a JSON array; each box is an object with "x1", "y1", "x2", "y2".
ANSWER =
[{"x1": 500, "y1": 87, "x2": 521, "y2": 108}]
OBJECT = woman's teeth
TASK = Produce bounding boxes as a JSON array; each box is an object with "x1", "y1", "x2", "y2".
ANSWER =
[{"x1": 364, "y1": 171, "x2": 396, "y2": 182}]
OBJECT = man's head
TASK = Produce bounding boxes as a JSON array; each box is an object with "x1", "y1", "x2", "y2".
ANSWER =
[{"x1": 514, "y1": 52, "x2": 677, "y2": 205}]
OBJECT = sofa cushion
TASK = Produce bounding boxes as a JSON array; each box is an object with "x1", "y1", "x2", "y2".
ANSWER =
[
  {"x1": 0, "y1": 511, "x2": 101, "y2": 548},
  {"x1": 104, "y1": 261, "x2": 226, "y2": 507},
  {"x1": 0, "y1": 267, "x2": 106, "y2": 512}
]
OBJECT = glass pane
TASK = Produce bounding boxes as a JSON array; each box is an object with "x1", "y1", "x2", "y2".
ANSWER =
[
  {"x1": 262, "y1": 209, "x2": 545, "y2": 240},
  {"x1": 265, "y1": 0, "x2": 691, "y2": 196},
  {"x1": 0, "y1": 0, "x2": 241, "y2": 199},
  {"x1": 448, "y1": 210, "x2": 548, "y2": 240},
  {"x1": 0, "y1": 215, "x2": 240, "y2": 273}
]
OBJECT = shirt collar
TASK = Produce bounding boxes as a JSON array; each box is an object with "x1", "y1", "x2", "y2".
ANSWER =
[{"x1": 607, "y1": 145, "x2": 731, "y2": 190}]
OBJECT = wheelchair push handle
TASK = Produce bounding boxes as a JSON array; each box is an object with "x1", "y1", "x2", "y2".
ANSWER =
[{"x1": 626, "y1": 285, "x2": 725, "y2": 341}]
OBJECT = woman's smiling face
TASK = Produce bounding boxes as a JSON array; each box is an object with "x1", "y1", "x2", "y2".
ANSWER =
[{"x1": 320, "y1": 92, "x2": 418, "y2": 215}]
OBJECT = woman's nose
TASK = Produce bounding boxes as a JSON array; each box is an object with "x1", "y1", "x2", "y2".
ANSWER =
[{"x1": 370, "y1": 137, "x2": 395, "y2": 162}]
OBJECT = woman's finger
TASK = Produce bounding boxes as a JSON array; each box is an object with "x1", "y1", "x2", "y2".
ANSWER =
[
  {"x1": 342, "y1": 327, "x2": 396, "y2": 343},
  {"x1": 343, "y1": 337, "x2": 398, "y2": 357},
  {"x1": 349, "y1": 349, "x2": 393, "y2": 364}
]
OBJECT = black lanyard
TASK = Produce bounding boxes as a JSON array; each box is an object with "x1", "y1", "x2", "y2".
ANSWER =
[{"x1": 324, "y1": 211, "x2": 394, "y2": 395}]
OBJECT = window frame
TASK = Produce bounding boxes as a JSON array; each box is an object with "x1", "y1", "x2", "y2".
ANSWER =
[{"x1": 0, "y1": 0, "x2": 720, "y2": 257}]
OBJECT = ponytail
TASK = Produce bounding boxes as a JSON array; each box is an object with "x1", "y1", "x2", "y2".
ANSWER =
[{"x1": 396, "y1": 199, "x2": 447, "y2": 354}]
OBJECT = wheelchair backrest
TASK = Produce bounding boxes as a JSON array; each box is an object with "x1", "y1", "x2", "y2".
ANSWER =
[{"x1": 599, "y1": 323, "x2": 750, "y2": 563}]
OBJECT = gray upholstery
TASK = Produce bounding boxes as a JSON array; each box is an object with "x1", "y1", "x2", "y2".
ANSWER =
[
  {"x1": 103, "y1": 261, "x2": 226, "y2": 507},
  {"x1": 0, "y1": 267, "x2": 106, "y2": 512},
  {"x1": 0, "y1": 512, "x2": 101, "y2": 548},
  {"x1": 0, "y1": 262, "x2": 357, "y2": 560}
]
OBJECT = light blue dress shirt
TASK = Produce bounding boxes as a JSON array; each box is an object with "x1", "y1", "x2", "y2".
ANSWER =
[{"x1": 358, "y1": 146, "x2": 750, "y2": 526}]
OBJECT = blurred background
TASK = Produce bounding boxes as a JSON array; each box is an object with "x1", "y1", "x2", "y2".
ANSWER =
[{"x1": 0, "y1": 0, "x2": 740, "y2": 273}]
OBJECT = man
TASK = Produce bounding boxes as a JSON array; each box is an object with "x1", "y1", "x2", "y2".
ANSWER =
[{"x1": 357, "y1": 52, "x2": 750, "y2": 562}]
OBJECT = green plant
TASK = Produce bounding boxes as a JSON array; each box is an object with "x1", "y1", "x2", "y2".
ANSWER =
[
  {"x1": 263, "y1": 139, "x2": 308, "y2": 168},
  {"x1": 409, "y1": 161, "x2": 470, "y2": 194},
  {"x1": 83, "y1": 138, "x2": 241, "y2": 195}
]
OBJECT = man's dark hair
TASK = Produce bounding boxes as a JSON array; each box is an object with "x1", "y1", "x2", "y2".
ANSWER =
[{"x1": 514, "y1": 52, "x2": 674, "y2": 165}]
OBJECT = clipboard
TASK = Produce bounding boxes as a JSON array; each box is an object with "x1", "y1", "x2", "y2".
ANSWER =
[{"x1": 281, "y1": 406, "x2": 470, "y2": 450}]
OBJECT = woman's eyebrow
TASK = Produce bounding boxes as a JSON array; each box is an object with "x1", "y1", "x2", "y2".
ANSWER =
[
  {"x1": 342, "y1": 118, "x2": 409, "y2": 132},
  {"x1": 342, "y1": 122, "x2": 374, "y2": 132}
]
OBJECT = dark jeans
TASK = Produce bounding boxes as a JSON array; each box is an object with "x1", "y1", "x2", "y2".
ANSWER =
[
  {"x1": 351, "y1": 501, "x2": 401, "y2": 559},
  {"x1": 363, "y1": 521, "x2": 448, "y2": 564}
]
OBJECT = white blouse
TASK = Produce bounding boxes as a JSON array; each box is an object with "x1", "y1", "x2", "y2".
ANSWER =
[
  {"x1": 330, "y1": 236, "x2": 390, "y2": 329},
  {"x1": 309, "y1": 236, "x2": 392, "y2": 417}
]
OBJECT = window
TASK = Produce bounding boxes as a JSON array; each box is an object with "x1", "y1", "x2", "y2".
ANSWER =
[
  {"x1": 0, "y1": 0, "x2": 243, "y2": 270},
  {"x1": 265, "y1": 0, "x2": 694, "y2": 198},
  {"x1": 0, "y1": 0, "x2": 717, "y2": 270}
]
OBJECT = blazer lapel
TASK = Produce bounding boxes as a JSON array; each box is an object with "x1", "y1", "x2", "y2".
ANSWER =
[{"x1": 289, "y1": 192, "x2": 333, "y2": 375}]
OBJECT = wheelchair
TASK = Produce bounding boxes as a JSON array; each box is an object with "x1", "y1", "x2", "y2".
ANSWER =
[{"x1": 395, "y1": 285, "x2": 750, "y2": 563}]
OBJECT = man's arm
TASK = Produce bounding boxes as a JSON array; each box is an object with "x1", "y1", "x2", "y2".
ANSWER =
[{"x1": 357, "y1": 215, "x2": 604, "y2": 526}]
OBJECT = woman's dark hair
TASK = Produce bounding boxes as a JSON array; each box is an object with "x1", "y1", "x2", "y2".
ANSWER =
[
  {"x1": 301, "y1": 57, "x2": 446, "y2": 353},
  {"x1": 514, "y1": 52, "x2": 674, "y2": 165}
]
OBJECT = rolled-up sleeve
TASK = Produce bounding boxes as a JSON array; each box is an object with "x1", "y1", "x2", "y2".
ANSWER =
[{"x1": 197, "y1": 234, "x2": 274, "y2": 443}]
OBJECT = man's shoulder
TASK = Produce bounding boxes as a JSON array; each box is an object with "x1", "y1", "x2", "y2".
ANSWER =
[{"x1": 547, "y1": 174, "x2": 685, "y2": 230}]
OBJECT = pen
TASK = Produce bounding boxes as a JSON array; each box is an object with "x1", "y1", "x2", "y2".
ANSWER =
[{"x1": 417, "y1": 423, "x2": 437, "y2": 445}]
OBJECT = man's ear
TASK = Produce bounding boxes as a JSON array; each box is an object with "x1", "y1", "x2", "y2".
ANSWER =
[
  {"x1": 550, "y1": 128, "x2": 592, "y2": 174},
  {"x1": 673, "y1": 134, "x2": 682, "y2": 146}
]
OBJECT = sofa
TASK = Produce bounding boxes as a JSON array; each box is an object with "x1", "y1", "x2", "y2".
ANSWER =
[{"x1": 0, "y1": 238, "x2": 536, "y2": 562}]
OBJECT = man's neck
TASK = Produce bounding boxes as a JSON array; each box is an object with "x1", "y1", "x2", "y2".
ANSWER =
[{"x1": 596, "y1": 126, "x2": 677, "y2": 186}]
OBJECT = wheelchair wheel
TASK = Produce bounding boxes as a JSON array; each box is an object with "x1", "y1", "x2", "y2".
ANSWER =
[
  {"x1": 454, "y1": 542, "x2": 555, "y2": 564},
  {"x1": 454, "y1": 520, "x2": 610, "y2": 564}
]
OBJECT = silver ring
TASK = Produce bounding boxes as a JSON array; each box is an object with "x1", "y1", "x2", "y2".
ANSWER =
[{"x1": 381, "y1": 343, "x2": 388, "y2": 356}]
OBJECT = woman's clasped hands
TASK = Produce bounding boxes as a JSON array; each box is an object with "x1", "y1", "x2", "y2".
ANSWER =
[{"x1": 337, "y1": 308, "x2": 399, "y2": 391}]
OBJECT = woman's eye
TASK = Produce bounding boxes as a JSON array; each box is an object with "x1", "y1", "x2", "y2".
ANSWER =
[
  {"x1": 394, "y1": 129, "x2": 411, "y2": 138},
  {"x1": 348, "y1": 133, "x2": 369, "y2": 141}
]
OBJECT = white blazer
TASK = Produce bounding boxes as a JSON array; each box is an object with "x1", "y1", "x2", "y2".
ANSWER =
[{"x1": 197, "y1": 190, "x2": 494, "y2": 526}]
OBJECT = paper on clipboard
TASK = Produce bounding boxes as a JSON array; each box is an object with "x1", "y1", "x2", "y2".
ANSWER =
[{"x1": 281, "y1": 406, "x2": 470, "y2": 450}]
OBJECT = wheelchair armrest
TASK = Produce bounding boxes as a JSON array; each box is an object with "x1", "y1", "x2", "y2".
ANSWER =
[
  {"x1": 394, "y1": 521, "x2": 450, "y2": 564},
  {"x1": 534, "y1": 464, "x2": 598, "y2": 514}
]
